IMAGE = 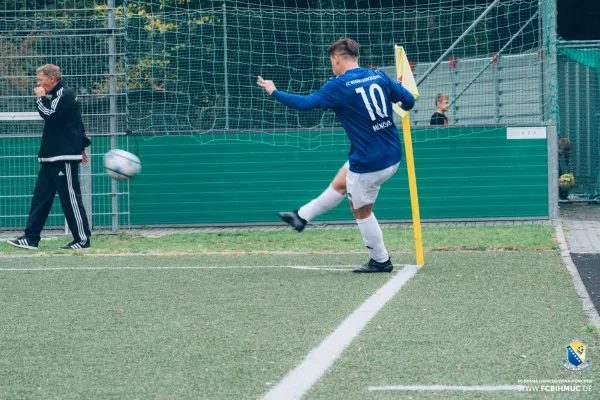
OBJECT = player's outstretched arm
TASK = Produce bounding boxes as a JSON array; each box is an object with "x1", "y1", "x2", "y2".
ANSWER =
[
  {"x1": 257, "y1": 76, "x2": 277, "y2": 95},
  {"x1": 256, "y1": 76, "x2": 320, "y2": 111}
]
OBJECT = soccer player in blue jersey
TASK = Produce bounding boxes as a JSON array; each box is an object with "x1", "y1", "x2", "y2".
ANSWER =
[{"x1": 257, "y1": 38, "x2": 415, "y2": 273}]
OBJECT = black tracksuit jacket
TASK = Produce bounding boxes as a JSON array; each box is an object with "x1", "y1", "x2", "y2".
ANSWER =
[{"x1": 36, "y1": 81, "x2": 90, "y2": 162}]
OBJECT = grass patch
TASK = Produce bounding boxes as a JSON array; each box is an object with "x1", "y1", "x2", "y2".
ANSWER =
[
  {"x1": 0, "y1": 251, "x2": 595, "y2": 399},
  {"x1": 310, "y1": 251, "x2": 600, "y2": 399},
  {"x1": 0, "y1": 225, "x2": 557, "y2": 255},
  {"x1": 586, "y1": 325, "x2": 600, "y2": 335},
  {"x1": 0, "y1": 255, "x2": 390, "y2": 399}
]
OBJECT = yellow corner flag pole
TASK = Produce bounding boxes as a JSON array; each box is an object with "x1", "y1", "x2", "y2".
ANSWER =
[{"x1": 393, "y1": 46, "x2": 424, "y2": 266}]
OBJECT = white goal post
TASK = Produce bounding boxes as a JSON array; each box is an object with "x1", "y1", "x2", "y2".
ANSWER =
[{"x1": 0, "y1": 112, "x2": 43, "y2": 121}]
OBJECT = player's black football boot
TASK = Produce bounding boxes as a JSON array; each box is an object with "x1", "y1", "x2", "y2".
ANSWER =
[
  {"x1": 278, "y1": 210, "x2": 307, "y2": 232},
  {"x1": 353, "y1": 258, "x2": 393, "y2": 273}
]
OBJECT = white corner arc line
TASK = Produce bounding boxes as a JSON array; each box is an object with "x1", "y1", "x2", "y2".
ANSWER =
[
  {"x1": 554, "y1": 220, "x2": 600, "y2": 337},
  {"x1": 368, "y1": 385, "x2": 527, "y2": 392},
  {"x1": 262, "y1": 264, "x2": 419, "y2": 400}
]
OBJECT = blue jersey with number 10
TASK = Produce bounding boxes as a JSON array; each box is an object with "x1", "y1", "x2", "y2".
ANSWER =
[{"x1": 312, "y1": 68, "x2": 414, "y2": 173}]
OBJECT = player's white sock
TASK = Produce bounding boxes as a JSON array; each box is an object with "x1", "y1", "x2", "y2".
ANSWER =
[
  {"x1": 356, "y1": 213, "x2": 389, "y2": 263},
  {"x1": 298, "y1": 186, "x2": 345, "y2": 222}
]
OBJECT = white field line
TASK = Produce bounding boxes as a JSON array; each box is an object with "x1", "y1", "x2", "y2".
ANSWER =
[
  {"x1": 554, "y1": 220, "x2": 600, "y2": 339},
  {"x1": 368, "y1": 385, "x2": 527, "y2": 392},
  {"x1": 0, "y1": 250, "x2": 414, "y2": 258},
  {"x1": 262, "y1": 265, "x2": 420, "y2": 400},
  {"x1": 0, "y1": 250, "x2": 562, "y2": 259},
  {"x1": 0, "y1": 265, "x2": 359, "y2": 272}
]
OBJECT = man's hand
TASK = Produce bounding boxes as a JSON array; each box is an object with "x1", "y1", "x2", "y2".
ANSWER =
[
  {"x1": 33, "y1": 86, "x2": 46, "y2": 97},
  {"x1": 82, "y1": 150, "x2": 89, "y2": 164},
  {"x1": 257, "y1": 76, "x2": 276, "y2": 95}
]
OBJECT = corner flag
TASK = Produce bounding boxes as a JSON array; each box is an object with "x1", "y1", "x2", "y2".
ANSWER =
[
  {"x1": 392, "y1": 46, "x2": 424, "y2": 266},
  {"x1": 393, "y1": 46, "x2": 419, "y2": 118}
]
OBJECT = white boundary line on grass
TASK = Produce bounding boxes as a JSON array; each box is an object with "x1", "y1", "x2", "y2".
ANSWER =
[
  {"x1": 262, "y1": 264, "x2": 420, "y2": 400},
  {"x1": 0, "y1": 265, "x2": 351, "y2": 272},
  {"x1": 0, "y1": 251, "x2": 414, "y2": 258},
  {"x1": 0, "y1": 250, "x2": 560, "y2": 259},
  {"x1": 368, "y1": 385, "x2": 527, "y2": 392},
  {"x1": 554, "y1": 220, "x2": 600, "y2": 337}
]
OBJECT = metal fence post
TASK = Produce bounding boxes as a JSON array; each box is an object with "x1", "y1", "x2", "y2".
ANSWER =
[
  {"x1": 548, "y1": 124, "x2": 559, "y2": 218},
  {"x1": 108, "y1": 0, "x2": 118, "y2": 232},
  {"x1": 223, "y1": 3, "x2": 229, "y2": 130}
]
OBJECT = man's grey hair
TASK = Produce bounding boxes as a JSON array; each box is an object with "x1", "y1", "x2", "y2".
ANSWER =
[{"x1": 36, "y1": 64, "x2": 62, "y2": 82}]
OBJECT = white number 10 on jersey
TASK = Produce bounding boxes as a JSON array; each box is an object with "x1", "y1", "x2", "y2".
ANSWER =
[{"x1": 355, "y1": 83, "x2": 388, "y2": 121}]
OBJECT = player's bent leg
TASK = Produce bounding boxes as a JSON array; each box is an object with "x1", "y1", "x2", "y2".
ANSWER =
[
  {"x1": 297, "y1": 164, "x2": 347, "y2": 221},
  {"x1": 329, "y1": 164, "x2": 348, "y2": 195},
  {"x1": 280, "y1": 164, "x2": 347, "y2": 232},
  {"x1": 296, "y1": 185, "x2": 345, "y2": 224}
]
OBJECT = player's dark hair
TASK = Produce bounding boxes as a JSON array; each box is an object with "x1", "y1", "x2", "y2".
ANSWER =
[{"x1": 328, "y1": 38, "x2": 360, "y2": 59}]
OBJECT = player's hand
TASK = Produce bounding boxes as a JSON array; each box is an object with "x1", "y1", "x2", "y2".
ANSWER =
[
  {"x1": 257, "y1": 76, "x2": 276, "y2": 95},
  {"x1": 33, "y1": 86, "x2": 46, "y2": 97},
  {"x1": 82, "y1": 150, "x2": 89, "y2": 164}
]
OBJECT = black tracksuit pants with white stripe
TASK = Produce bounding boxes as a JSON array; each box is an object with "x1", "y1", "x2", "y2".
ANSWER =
[{"x1": 25, "y1": 162, "x2": 91, "y2": 244}]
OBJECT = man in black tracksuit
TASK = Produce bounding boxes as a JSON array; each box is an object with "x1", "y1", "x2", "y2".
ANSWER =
[{"x1": 7, "y1": 64, "x2": 91, "y2": 250}]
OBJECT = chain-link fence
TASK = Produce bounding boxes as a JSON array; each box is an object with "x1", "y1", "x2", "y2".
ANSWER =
[
  {"x1": 2, "y1": 0, "x2": 589, "y2": 230},
  {"x1": 557, "y1": 45, "x2": 600, "y2": 201}
]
